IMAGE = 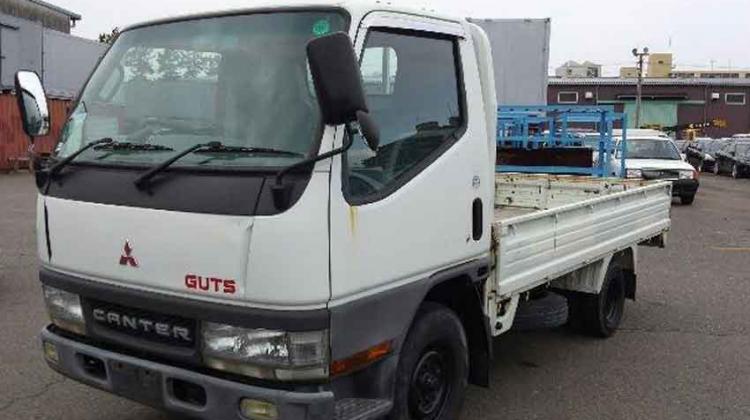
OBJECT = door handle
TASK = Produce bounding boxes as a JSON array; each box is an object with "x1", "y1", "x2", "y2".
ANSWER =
[{"x1": 472, "y1": 198, "x2": 483, "y2": 241}]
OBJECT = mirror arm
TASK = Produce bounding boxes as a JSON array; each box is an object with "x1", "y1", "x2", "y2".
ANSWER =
[{"x1": 272, "y1": 123, "x2": 358, "y2": 210}]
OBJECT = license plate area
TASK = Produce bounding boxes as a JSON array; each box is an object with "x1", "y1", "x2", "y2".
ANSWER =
[
  {"x1": 86, "y1": 299, "x2": 197, "y2": 348},
  {"x1": 109, "y1": 360, "x2": 163, "y2": 406}
]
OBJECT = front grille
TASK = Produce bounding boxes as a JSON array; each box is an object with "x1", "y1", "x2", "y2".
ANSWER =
[
  {"x1": 641, "y1": 169, "x2": 679, "y2": 180},
  {"x1": 86, "y1": 299, "x2": 197, "y2": 348}
]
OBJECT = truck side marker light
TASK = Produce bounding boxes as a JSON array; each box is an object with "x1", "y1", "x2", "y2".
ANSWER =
[
  {"x1": 330, "y1": 340, "x2": 393, "y2": 377},
  {"x1": 43, "y1": 341, "x2": 59, "y2": 364},
  {"x1": 240, "y1": 399, "x2": 278, "y2": 420}
]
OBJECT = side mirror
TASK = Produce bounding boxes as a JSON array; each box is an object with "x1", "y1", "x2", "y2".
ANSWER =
[
  {"x1": 307, "y1": 32, "x2": 379, "y2": 151},
  {"x1": 273, "y1": 33, "x2": 381, "y2": 211},
  {"x1": 14, "y1": 71, "x2": 50, "y2": 140},
  {"x1": 307, "y1": 32, "x2": 367, "y2": 125}
]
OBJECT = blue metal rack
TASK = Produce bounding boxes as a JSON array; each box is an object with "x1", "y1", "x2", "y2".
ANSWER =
[{"x1": 497, "y1": 105, "x2": 628, "y2": 177}]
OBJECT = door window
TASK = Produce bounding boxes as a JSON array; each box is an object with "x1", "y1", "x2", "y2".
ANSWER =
[{"x1": 345, "y1": 29, "x2": 464, "y2": 202}]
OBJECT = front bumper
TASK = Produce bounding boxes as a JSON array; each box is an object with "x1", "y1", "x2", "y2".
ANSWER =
[
  {"x1": 41, "y1": 327, "x2": 391, "y2": 420},
  {"x1": 671, "y1": 179, "x2": 699, "y2": 197}
]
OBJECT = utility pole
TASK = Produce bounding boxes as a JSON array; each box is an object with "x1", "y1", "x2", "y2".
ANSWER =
[{"x1": 632, "y1": 47, "x2": 650, "y2": 129}]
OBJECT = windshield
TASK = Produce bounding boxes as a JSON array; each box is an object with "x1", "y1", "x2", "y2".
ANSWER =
[
  {"x1": 56, "y1": 11, "x2": 347, "y2": 168},
  {"x1": 619, "y1": 139, "x2": 682, "y2": 160},
  {"x1": 737, "y1": 143, "x2": 750, "y2": 158}
]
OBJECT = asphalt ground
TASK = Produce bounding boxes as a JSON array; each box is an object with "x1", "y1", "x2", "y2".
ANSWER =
[{"x1": 1, "y1": 173, "x2": 749, "y2": 420}]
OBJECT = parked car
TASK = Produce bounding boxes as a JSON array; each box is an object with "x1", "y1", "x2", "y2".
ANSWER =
[
  {"x1": 714, "y1": 140, "x2": 750, "y2": 178},
  {"x1": 686, "y1": 138, "x2": 719, "y2": 172},
  {"x1": 614, "y1": 136, "x2": 699, "y2": 205},
  {"x1": 613, "y1": 129, "x2": 671, "y2": 139}
]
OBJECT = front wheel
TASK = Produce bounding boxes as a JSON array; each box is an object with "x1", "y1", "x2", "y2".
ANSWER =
[{"x1": 390, "y1": 303, "x2": 468, "y2": 420}]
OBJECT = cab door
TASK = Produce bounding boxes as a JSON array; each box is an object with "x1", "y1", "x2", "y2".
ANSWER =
[{"x1": 327, "y1": 12, "x2": 494, "y2": 353}]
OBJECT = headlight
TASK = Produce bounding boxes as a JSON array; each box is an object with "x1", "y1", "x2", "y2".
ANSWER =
[
  {"x1": 202, "y1": 322, "x2": 329, "y2": 381},
  {"x1": 679, "y1": 170, "x2": 695, "y2": 180},
  {"x1": 704, "y1": 154, "x2": 715, "y2": 162},
  {"x1": 43, "y1": 286, "x2": 86, "y2": 335},
  {"x1": 626, "y1": 169, "x2": 643, "y2": 179}
]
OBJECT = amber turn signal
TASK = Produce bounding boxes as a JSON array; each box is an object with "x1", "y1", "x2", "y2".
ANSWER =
[{"x1": 330, "y1": 340, "x2": 393, "y2": 377}]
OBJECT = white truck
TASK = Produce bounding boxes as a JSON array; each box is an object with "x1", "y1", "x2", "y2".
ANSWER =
[{"x1": 14, "y1": 3, "x2": 671, "y2": 420}]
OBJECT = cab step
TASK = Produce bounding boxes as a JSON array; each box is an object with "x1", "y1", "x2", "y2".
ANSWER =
[{"x1": 334, "y1": 398, "x2": 392, "y2": 420}]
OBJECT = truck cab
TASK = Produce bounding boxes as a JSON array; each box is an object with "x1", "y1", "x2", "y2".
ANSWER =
[{"x1": 24, "y1": 4, "x2": 496, "y2": 419}]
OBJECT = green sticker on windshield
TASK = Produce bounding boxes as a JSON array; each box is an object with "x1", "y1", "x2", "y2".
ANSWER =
[{"x1": 312, "y1": 19, "x2": 331, "y2": 37}]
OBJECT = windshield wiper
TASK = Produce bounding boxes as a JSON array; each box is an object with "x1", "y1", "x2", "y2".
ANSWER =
[
  {"x1": 134, "y1": 141, "x2": 220, "y2": 189},
  {"x1": 134, "y1": 142, "x2": 304, "y2": 190},
  {"x1": 94, "y1": 142, "x2": 175, "y2": 152},
  {"x1": 93, "y1": 142, "x2": 175, "y2": 160},
  {"x1": 48, "y1": 137, "x2": 114, "y2": 178},
  {"x1": 194, "y1": 144, "x2": 303, "y2": 157}
]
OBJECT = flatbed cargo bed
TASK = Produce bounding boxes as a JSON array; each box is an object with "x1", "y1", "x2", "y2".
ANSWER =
[{"x1": 492, "y1": 174, "x2": 672, "y2": 299}]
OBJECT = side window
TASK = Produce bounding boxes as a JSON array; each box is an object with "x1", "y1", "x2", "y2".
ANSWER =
[
  {"x1": 345, "y1": 29, "x2": 463, "y2": 202},
  {"x1": 361, "y1": 47, "x2": 398, "y2": 95}
]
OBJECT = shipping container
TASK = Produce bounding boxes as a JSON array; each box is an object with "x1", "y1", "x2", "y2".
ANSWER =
[
  {"x1": 0, "y1": 94, "x2": 69, "y2": 172},
  {"x1": 469, "y1": 18, "x2": 551, "y2": 106}
]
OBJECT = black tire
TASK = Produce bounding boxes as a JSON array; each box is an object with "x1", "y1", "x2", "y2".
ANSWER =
[
  {"x1": 512, "y1": 292, "x2": 569, "y2": 331},
  {"x1": 732, "y1": 164, "x2": 740, "y2": 179},
  {"x1": 568, "y1": 263, "x2": 626, "y2": 338},
  {"x1": 390, "y1": 303, "x2": 468, "y2": 420},
  {"x1": 680, "y1": 194, "x2": 695, "y2": 205}
]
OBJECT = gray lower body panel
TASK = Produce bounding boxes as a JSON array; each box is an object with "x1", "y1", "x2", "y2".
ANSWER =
[{"x1": 42, "y1": 327, "x2": 338, "y2": 420}]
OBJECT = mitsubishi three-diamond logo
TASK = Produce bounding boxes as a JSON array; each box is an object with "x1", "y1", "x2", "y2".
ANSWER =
[{"x1": 119, "y1": 241, "x2": 139, "y2": 268}]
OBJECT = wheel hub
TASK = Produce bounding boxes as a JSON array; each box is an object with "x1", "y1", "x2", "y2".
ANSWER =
[{"x1": 409, "y1": 350, "x2": 448, "y2": 419}]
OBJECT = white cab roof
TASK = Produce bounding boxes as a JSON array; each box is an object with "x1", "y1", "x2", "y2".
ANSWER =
[{"x1": 124, "y1": 0, "x2": 463, "y2": 33}]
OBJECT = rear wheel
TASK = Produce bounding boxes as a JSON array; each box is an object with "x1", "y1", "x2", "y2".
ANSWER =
[
  {"x1": 569, "y1": 262, "x2": 626, "y2": 338},
  {"x1": 390, "y1": 303, "x2": 468, "y2": 420}
]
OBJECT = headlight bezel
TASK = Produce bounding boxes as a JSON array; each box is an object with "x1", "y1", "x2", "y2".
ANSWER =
[
  {"x1": 625, "y1": 168, "x2": 643, "y2": 179},
  {"x1": 679, "y1": 170, "x2": 695, "y2": 180},
  {"x1": 42, "y1": 285, "x2": 86, "y2": 336},
  {"x1": 201, "y1": 322, "x2": 330, "y2": 381}
]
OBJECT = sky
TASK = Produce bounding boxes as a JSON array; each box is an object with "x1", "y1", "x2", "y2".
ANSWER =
[{"x1": 55, "y1": 0, "x2": 750, "y2": 76}]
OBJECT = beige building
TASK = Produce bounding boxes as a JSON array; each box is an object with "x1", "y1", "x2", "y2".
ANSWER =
[
  {"x1": 647, "y1": 53, "x2": 673, "y2": 78},
  {"x1": 620, "y1": 67, "x2": 638, "y2": 78},
  {"x1": 555, "y1": 60, "x2": 602, "y2": 78},
  {"x1": 618, "y1": 53, "x2": 750, "y2": 80}
]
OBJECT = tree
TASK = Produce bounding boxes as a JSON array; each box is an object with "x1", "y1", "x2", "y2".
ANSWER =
[{"x1": 98, "y1": 27, "x2": 120, "y2": 44}]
